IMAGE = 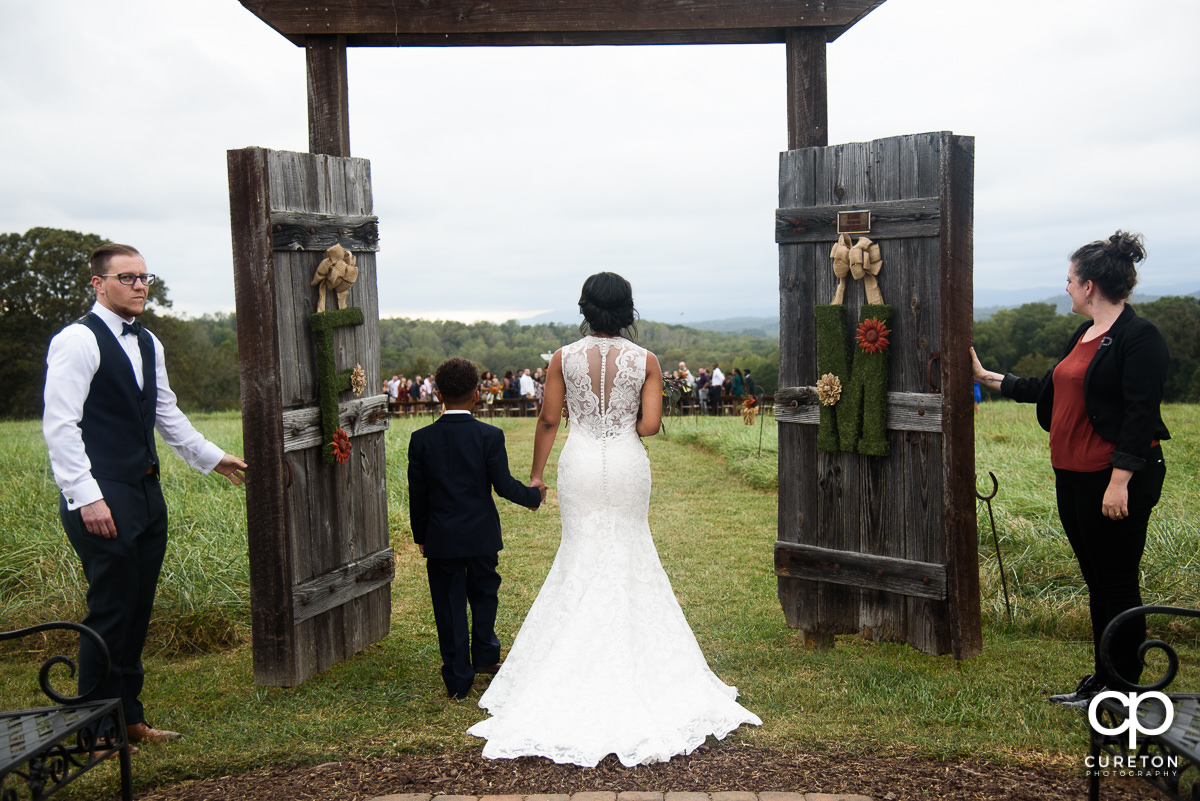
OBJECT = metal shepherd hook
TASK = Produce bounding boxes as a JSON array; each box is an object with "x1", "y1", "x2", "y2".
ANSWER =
[{"x1": 976, "y1": 471, "x2": 1013, "y2": 623}]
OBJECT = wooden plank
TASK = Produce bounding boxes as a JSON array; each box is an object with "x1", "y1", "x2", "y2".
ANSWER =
[
  {"x1": 775, "y1": 197, "x2": 940, "y2": 243},
  {"x1": 774, "y1": 542, "x2": 947, "y2": 600},
  {"x1": 785, "y1": 28, "x2": 827, "y2": 150},
  {"x1": 306, "y1": 35, "x2": 350, "y2": 157},
  {"x1": 774, "y1": 387, "x2": 943, "y2": 432},
  {"x1": 228, "y1": 147, "x2": 296, "y2": 686},
  {"x1": 271, "y1": 211, "x2": 379, "y2": 252},
  {"x1": 776, "y1": 147, "x2": 821, "y2": 643},
  {"x1": 857, "y1": 133, "x2": 905, "y2": 643},
  {"x1": 239, "y1": 0, "x2": 886, "y2": 44},
  {"x1": 292, "y1": 548, "x2": 394, "y2": 624},
  {"x1": 814, "y1": 140, "x2": 860, "y2": 637},
  {"x1": 900, "y1": 131, "x2": 951, "y2": 657},
  {"x1": 940, "y1": 133, "x2": 981, "y2": 659},
  {"x1": 281, "y1": 395, "x2": 390, "y2": 453}
]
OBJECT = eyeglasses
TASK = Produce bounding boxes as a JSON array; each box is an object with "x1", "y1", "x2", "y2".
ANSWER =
[{"x1": 100, "y1": 273, "x2": 157, "y2": 286}]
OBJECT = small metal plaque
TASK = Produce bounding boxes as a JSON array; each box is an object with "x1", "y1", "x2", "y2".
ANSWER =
[{"x1": 837, "y1": 210, "x2": 871, "y2": 234}]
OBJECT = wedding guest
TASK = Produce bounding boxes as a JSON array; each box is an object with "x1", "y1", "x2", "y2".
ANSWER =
[
  {"x1": 695, "y1": 367, "x2": 710, "y2": 415},
  {"x1": 709, "y1": 363, "x2": 725, "y2": 415},
  {"x1": 408, "y1": 357, "x2": 544, "y2": 700},
  {"x1": 732, "y1": 368, "x2": 745, "y2": 400},
  {"x1": 973, "y1": 231, "x2": 1169, "y2": 708}
]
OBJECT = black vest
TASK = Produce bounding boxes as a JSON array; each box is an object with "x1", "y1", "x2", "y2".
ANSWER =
[{"x1": 77, "y1": 313, "x2": 159, "y2": 482}]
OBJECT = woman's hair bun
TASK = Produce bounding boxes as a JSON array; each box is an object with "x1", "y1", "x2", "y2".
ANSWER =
[{"x1": 1104, "y1": 230, "x2": 1147, "y2": 264}]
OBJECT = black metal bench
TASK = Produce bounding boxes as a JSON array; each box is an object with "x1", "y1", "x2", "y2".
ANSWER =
[
  {"x1": 1087, "y1": 605, "x2": 1200, "y2": 801},
  {"x1": 1, "y1": 622, "x2": 133, "y2": 801}
]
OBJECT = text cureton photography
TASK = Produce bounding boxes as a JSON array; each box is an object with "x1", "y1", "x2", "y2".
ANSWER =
[{"x1": 1087, "y1": 691, "x2": 1181, "y2": 779}]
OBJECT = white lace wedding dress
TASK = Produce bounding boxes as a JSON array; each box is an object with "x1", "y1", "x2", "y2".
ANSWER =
[{"x1": 467, "y1": 335, "x2": 761, "y2": 767}]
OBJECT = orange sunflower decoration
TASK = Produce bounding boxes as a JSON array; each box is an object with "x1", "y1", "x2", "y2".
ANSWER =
[
  {"x1": 332, "y1": 428, "x2": 352, "y2": 464},
  {"x1": 855, "y1": 318, "x2": 891, "y2": 354}
]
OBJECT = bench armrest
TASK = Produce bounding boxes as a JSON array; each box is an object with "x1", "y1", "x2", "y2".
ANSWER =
[
  {"x1": 0, "y1": 622, "x2": 111, "y2": 705},
  {"x1": 1099, "y1": 604, "x2": 1200, "y2": 693}
]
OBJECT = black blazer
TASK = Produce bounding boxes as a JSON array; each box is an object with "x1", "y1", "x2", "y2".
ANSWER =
[
  {"x1": 407, "y1": 413, "x2": 541, "y2": 559},
  {"x1": 1001, "y1": 304, "x2": 1170, "y2": 472}
]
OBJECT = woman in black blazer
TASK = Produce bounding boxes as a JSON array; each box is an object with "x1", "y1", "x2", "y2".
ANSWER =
[{"x1": 972, "y1": 231, "x2": 1169, "y2": 708}]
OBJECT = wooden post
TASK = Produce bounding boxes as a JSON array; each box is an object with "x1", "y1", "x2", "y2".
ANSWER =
[
  {"x1": 306, "y1": 35, "x2": 350, "y2": 157},
  {"x1": 785, "y1": 28, "x2": 828, "y2": 150}
]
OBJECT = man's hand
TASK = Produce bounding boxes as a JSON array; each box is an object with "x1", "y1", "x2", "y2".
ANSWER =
[
  {"x1": 531, "y1": 477, "x2": 547, "y2": 503},
  {"x1": 81, "y1": 499, "x2": 118, "y2": 539},
  {"x1": 214, "y1": 454, "x2": 248, "y2": 486}
]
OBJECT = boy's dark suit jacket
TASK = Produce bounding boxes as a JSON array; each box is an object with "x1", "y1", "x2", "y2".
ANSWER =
[{"x1": 408, "y1": 413, "x2": 541, "y2": 556}]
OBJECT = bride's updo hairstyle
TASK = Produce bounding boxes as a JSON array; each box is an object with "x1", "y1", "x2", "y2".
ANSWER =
[
  {"x1": 578, "y1": 271, "x2": 639, "y2": 338},
  {"x1": 1071, "y1": 230, "x2": 1146, "y2": 303}
]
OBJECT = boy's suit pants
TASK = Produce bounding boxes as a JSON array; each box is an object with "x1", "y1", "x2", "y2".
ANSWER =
[{"x1": 426, "y1": 554, "x2": 502, "y2": 697}]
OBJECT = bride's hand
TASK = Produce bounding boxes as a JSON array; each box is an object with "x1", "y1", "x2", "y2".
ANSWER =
[{"x1": 531, "y1": 477, "x2": 548, "y2": 503}]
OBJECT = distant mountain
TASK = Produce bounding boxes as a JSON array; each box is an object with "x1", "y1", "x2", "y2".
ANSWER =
[
  {"x1": 974, "y1": 284, "x2": 1200, "y2": 321},
  {"x1": 687, "y1": 316, "x2": 779, "y2": 339},
  {"x1": 521, "y1": 283, "x2": 1200, "y2": 337}
]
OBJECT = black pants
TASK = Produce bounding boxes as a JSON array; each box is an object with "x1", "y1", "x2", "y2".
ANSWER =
[
  {"x1": 425, "y1": 554, "x2": 502, "y2": 696},
  {"x1": 61, "y1": 475, "x2": 169, "y2": 727},
  {"x1": 1054, "y1": 445, "x2": 1165, "y2": 685}
]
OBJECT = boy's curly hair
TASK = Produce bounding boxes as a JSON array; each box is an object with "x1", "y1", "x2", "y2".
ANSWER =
[{"x1": 434, "y1": 357, "x2": 479, "y2": 404}]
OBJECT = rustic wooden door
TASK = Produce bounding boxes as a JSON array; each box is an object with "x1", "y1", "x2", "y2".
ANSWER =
[
  {"x1": 228, "y1": 147, "x2": 393, "y2": 686},
  {"x1": 774, "y1": 131, "x2": 980, "y2": 658}
]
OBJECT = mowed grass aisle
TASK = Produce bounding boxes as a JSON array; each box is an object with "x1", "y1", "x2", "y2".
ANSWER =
[{"x1": 1, "y1": 408, "x2": 1197, "y2": 797}]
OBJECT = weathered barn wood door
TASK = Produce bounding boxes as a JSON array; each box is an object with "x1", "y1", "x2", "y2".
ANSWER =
[
  {"x1": 774, "y1": 131, "x2": 980, "y2": 658},
  {"x1": 228, "y1": 147, "x2": 393, "y2": 686}
]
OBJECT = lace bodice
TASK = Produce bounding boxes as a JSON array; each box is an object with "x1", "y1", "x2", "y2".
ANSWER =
[{"x1": 561, "y1": 336, "x2": 646, "y2": 441}]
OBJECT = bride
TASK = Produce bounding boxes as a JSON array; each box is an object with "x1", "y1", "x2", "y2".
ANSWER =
[{"x1": 467, "y1": 272, "x2": 761, "y2": 767}]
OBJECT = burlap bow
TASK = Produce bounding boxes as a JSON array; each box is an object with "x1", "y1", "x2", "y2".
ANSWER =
[
  {"x1": 311, "y1": 243, "x2": 359, "y2": 312},
  {"x1": 828, "y1": 233, "x2": 884, "y2": 305}
]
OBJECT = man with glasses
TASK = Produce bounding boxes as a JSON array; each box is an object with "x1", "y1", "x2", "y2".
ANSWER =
[{"x1": 42, "y1": 243, "x2": 248, "y2": 748}]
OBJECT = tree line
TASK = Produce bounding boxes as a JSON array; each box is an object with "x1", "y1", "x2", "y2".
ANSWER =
[
  {"x1": 1, "y1": 228, "x2": 779, "y2": 419},
  {"x1": 17, "y1": 226, "x2": 1192, "y2": 418},
  {"x1": 378, "y1": 317, "x2": 779, "y2": 394},
  {"x1": 973, "y1": 297, "x2": 1200, "y2": 403}
]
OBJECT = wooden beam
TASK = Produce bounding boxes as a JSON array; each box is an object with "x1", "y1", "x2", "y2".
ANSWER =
[
  {"x1": 240, "y1": 0, "x2": 885, "y2": 46},
  {"x1": 774, "y1": 541, "x2": 948, "y2": 600},
  {"x1": 281, "y1": 395, "x2": 391, "y2": 454},
  {"x1": 271, "y1": 211, "x2": 380, "y2": 252},
  {"x1": 306, "y1": 35, "x2": 350, "y2": 157},
  {"x1": 775, "y1": 197, "x2": 941, "y2": 243},
  {"x1": 292, "y1": 548, "x2": 395, "y2": 625},
  {"x1": 785, "y1": 27, "x2": 827, "y2": 149},
  {"x1": 227, "y1": 147, "x2": 294, "y2": 680},
  {"x1": 774, "y1": 387, "x2": 944, "y2": 433}
]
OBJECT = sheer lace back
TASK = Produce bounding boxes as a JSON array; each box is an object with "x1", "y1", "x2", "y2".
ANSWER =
[{"x1": 561, "y1": 336, "x2": 646, "y2": 441}]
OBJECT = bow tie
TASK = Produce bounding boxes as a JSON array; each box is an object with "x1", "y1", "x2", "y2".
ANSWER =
[{"x1": 122, "y1": 321, "x2": 143, "y2": 337}]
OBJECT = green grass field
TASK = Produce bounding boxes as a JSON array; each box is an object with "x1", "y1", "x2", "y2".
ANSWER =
[{"x1": 1, "y1": 404, "x2": 1197, "y2": 796}]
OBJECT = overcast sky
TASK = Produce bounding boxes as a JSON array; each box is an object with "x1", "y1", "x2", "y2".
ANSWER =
[{"x1": 3, "y1": 0, "x2": 1197, "y2": 324}]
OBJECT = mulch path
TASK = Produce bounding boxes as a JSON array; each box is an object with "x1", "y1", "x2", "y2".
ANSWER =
[{"x1": 136, "y1": 742, "x2": 1150, "y2": 801}]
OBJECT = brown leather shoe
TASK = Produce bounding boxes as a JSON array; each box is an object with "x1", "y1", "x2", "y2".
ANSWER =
[
  {"x1": 127, "y1": 722, "x2": 182, "y2": 742},
  {"x1": 475, "y1": 662, "x2": 502, "y2": 674},
  {"x1": 102, "y1": 744, "x2": 139, "y2": 759}
]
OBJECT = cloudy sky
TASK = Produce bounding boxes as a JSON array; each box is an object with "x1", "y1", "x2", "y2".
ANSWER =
[{"x1": 3, "y1": 0, "x2": 1197, "y2": 325}]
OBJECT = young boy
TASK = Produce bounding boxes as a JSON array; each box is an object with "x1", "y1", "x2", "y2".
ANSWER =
[{"x1": 407, "y1": 357, "x2": 545, "y2": 699}]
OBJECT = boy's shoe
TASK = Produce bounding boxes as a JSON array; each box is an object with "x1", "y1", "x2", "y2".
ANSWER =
[{"x1": 1049, "y1": 674, "x2": 1106, "y2": 707}]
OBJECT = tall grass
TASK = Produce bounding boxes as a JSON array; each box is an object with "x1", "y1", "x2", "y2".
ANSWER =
[{"x1": 0, "y1": 413, "x2": 250, "y2": 653}]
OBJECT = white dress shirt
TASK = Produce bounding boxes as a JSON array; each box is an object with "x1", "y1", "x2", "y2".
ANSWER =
[
  {"x1": 711, "y1": 367, "x2": 725, "y2": 387},
  {"x1": 43, "y1": 302, "x2": 225, "y2": 510}
]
